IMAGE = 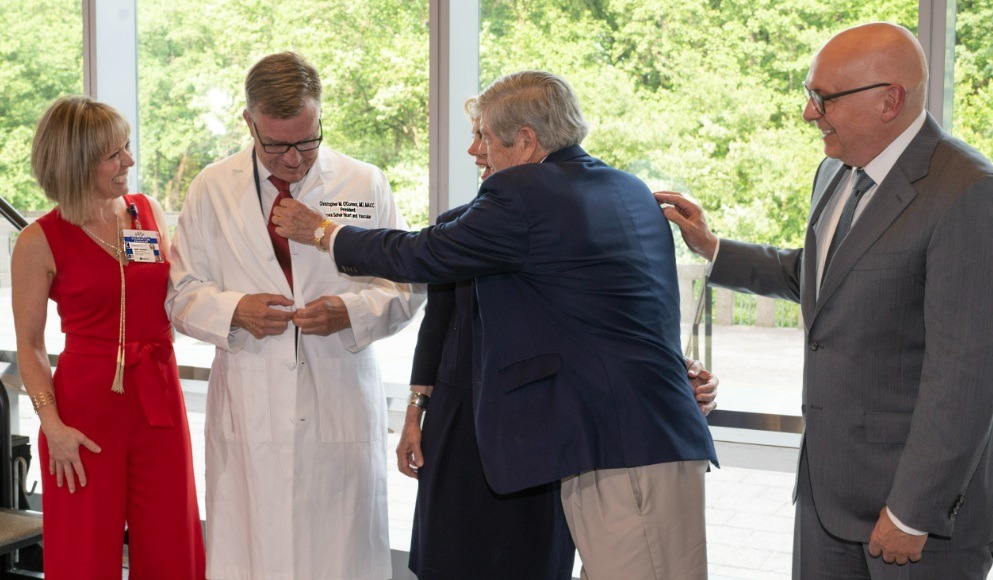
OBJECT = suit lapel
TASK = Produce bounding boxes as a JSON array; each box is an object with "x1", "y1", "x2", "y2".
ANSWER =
[
  {"x1": 813, "y1": 173, "x2": 917, "y2": 312},
  {"x1": 809, "y1": 114, "x2": 941, "y2": 322},
  {"x1": 801, "y1": 159, "x2": 847, "y2": 326}
]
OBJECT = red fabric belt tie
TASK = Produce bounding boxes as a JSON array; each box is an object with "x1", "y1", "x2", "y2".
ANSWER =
[{"x1": 63, "y1": 329, "x2": 176, "y2": 428}]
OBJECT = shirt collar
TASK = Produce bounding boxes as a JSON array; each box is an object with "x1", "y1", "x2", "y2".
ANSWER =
[
  {"x1": 253, "y1": 147, "x2": 320, "y2": 196},
  {"x1": 862, "y1": 110, "x2": 927, "y2": 185}
]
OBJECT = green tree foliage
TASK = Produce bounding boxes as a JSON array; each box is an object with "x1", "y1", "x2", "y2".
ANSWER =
[
  {"x1": 479, "y1": 0, "x2": 919, "y2": 252},
  {"x1": 2, "y1": 0, "x2": 991, "y2": 246},
  {"x1": 135, "y1": 0, "x2": 430, "y2": 225},
  {"x1": 952, "y1": 0, "x2": 993, "y2": 160},
  {"x1": 0, "y1": 2, "x2": 83, "y2": 213}
]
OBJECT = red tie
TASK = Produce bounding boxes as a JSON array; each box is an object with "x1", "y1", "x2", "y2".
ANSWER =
[{"x1": 267, "y1": 175, "x2": 293, "y2": 290}]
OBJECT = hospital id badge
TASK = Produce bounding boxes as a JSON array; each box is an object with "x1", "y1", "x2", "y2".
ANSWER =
[{"x1": 121, "y1": 229, "x2": 163, "y2": 263}]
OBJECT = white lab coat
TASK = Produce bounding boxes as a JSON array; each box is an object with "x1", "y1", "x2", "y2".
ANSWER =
[{"x1": 168, "y1": 146, "x2": 424, "y2": 580}]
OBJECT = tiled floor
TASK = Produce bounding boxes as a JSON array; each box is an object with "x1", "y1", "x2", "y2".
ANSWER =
[
  {"x1": 14, "y1": 394, "x2": 798, "y2": 580},
  {"x1": 703, "y1": 466, "x2": 794, "y2": 579},
  {"x1": 7, "y1": 287, "x2": 982, "y2": 579}
]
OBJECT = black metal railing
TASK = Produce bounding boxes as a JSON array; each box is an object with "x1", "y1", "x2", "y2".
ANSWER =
[
  {"x1": 684, "y1": 279, "x2": 803, "y2": 435},
  {"x1": 0, "y1": 197, "x2": 28, "y2": 232}
]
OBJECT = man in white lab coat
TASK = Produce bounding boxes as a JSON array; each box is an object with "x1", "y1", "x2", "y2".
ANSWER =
[{"x1": 168, "y1": 51, "x2": 424, "y2": 580}]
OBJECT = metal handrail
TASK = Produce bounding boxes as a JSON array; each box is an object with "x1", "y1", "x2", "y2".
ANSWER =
[
  {"x1": 684, "y1": 276, "x2": 712, "y2": 370},
  {"x1": 0, "y1": 196, "x2": 28, "y2": 232},
  {"x1": 682, "y1": 277, "x2": 803, "y2": 435},
  {"x1": 0, "y1": 383, "x2": 14, "y2": 509},
  {"x1": 1, "y1": 346, "x2": 803, "y2": 435}
]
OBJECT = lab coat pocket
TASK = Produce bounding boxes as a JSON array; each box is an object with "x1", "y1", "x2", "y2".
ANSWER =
[
  {"x1": 315, "y1": 355, "x2": 386, "y2": 443},
  {"x1": 216, "y1": 356, "x2": 273, "y2": 443}
]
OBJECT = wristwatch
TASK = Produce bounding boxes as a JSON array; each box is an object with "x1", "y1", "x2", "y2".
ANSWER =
[
  {"x1": 313, "y1": 218, "x2": 333, "y2": 252},
  {"x1": 409, "y1": 391, "x2": 430, "y2": 409}
]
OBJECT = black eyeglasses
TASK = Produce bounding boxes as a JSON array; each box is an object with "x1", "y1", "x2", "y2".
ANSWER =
[
  {"x1": 804, "y1": 82, "x2": 892, "y2": 115},
  {"x1": 252, "y1": 119, "x2": 323, "y2": 154}
]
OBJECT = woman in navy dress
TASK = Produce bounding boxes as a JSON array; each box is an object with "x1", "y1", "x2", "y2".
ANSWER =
[{"x1": 397, "y1": 98, "x2": 576, "y2": 579}]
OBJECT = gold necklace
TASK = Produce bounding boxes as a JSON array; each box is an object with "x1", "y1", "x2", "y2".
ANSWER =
[
  {"x1": 80, "y1": 211, "x2": 127, "y2": 394},
  {"x1": 81, "y1": 213, "x2": 124, "y2": 258}
]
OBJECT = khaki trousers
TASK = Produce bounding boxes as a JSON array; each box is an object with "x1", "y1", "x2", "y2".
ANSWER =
[{"x1": 561, "y1": 460, "x2": 709, "y2": 580}]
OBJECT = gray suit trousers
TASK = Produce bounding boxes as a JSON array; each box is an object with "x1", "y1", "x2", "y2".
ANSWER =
[{"x1": 793, "y1": 448, "x2": 993, "y2": 580}]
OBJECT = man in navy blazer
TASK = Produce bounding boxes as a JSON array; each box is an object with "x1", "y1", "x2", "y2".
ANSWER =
[{"x1": 275, "y1": 70, "x2": 717, "y2": 578}]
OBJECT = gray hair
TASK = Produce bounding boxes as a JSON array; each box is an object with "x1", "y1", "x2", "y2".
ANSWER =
[
  {"x1": 245, "y1": 52, "x2": 323, "y2": 118},
  {"x1": 476, "y1": 70, "x2": 588, "y2": 151}
]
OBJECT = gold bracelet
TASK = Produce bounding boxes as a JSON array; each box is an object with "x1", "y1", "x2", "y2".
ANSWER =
[
  {"x1": 30, "y1": 392, "x2": 56, "y2": 414},
  {"x1": 408, "y1": 391, "x2": 430, "y2": 409}
]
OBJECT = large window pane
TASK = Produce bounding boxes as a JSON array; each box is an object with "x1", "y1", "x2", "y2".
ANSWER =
[
  {"x1": 135, "y1": 0, "x2": 432, "y2": 398},
  {"x1": 0, "y1": 0, "x2": 84, "y2": 518},
  {"x1": 0, "y1": 2, "x2": 83, "y2": 213},
  {"x1": 136, "y1": 0, "x2": 431, "y2": 227},
  {"x1": 480, "y1": 0, "x2": 916, "y2": 416},
  {"x1": 952, "y1": 0, "x2": 993, "y2": 159},
  {"x1": 133, "y1": 0, "x2": 433, "y2": 529}
]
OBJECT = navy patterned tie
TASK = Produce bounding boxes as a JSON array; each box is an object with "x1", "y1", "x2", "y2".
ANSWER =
[{"x1": 823, "y1": 168, "x2": 875, "y2": 279}]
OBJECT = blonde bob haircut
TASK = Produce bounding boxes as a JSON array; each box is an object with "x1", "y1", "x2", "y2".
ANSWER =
[
  {"x1": 31, "y1": 96, "x2": 130, "y2": 225},
  {"x1": 476, "y1": 70, "x2": 588, "y2": 152}
]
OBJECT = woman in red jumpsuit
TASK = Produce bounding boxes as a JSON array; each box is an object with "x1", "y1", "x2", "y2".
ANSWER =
[{"x1": 11, "y1": 96, "x2": 205, "y2": 579}]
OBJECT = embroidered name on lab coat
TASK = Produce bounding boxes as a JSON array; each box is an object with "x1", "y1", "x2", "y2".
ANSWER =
[{"x1": 321, "y1": 200, "x2": 375, "y2": 220}]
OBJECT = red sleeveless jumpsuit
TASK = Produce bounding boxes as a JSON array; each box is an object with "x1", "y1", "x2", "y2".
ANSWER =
[{"x1": 36, "y1": 194, "x2": 205, "y2": 579}]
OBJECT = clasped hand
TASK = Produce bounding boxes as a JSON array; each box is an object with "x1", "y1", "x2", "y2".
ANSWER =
[
  {"x1": 232, "y1": 294, "x2": 295, "y2": 339},
  {"x1": 293, "y1": 296, "x2": 352, "y2": 335},
  {"x1": 232, "y1": 294, "x2": 351, "y2": 338},
  {"x1": 686, "y1": 358, "x2": 718, "y2": 416}
]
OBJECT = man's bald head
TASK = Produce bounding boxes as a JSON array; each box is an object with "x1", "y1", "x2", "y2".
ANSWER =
[
  {"x1": 804, "y1": 23, "x2": 928, "y2": 167},
  {"x1": 817, "y1": 22, "x2": 928, "y2": 120}
]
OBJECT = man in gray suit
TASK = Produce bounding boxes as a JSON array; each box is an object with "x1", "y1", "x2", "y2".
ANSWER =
[{"x1": 658, "y1": 22, "x2": 993, "y2": 578}]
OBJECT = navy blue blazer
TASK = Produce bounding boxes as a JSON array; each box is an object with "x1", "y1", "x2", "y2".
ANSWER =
[{"x1": 336, "y1": 145, "x2": 717, "y2": 493}]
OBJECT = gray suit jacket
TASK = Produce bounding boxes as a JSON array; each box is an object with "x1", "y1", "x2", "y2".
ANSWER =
[{"x1": 711, "y1": 114, "x2": 993, "y2": 550}]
